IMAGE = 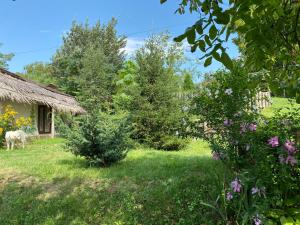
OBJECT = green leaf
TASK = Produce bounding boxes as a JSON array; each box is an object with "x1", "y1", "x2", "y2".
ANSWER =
[
  {"x1": 204, "y1": 35, "x2": 212, "y2": 46},
  {"x1": 215, "y1": 11, "x2": 230, "y2": 24},
  {"x1": 174, "y1": 34, "x2": 186, "y2": 42},
  {"x1": 209, "y1": 25, "x2": 218, "y2": 40},
  {"x1": 212, "y1": 51, "x2": 221, "y2": 61},
  {"x1": 280, "y1": 216, "x2": 294, "y2": 225},
  {"x1": 204, "y1": 57, "x2": 212, "y2": 67},
  {"x1": 198, "y1": 40, "x2": 206, "y2": 52},
  {"x1": 186, "y1": 27, "x2": 196, "y2": 44},
  {"x1": 195, "y1": 20, "x2": 203, "y2": 35},
  {"x1": 191, "y1": 44, "x2": 197, "y2": 53},
  {"x1": 160, "y1": 0, "x2": 167, "y2": 3},
  {"x1": 220, "y1": 51, "x2": 233, "y2": 70}
]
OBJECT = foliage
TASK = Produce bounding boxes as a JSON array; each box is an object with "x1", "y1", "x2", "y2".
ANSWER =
[
  {"x1": 125, "y1": 34, "x2": 187, "y2": 150},
  {"x1": 194, "y1": 65, "x2": 300, "y2": 224},
  {"x1": 52, "y1": 19, "x2": 126, "y2": 110},
  {"x1": 66, "y1": 111, "x2": 131, "y2": 166},
  {"x1": 161, "y1": 0, "x2": 300, "y2": 101},
  {"x1": 0, "y1": 44, "x2": 14, "y2": 69},
  {"x1": 0, "y1": 105, "x2": 32, "y2": 145},
  {"x1": 22, "y1": 62, "x2": 56, "y2": 85}
]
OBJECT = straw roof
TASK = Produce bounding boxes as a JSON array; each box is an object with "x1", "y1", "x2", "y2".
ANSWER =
[{"x1": 0, "y1": 68, "x2": 86, "y2": 114}]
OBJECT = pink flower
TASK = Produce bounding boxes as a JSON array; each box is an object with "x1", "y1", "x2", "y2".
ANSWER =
[
  {"x1": 248, "y1": 123, "x2": 257, "y2": 131},
  {"x1": 230, "y1": 178, "x2": 242, "y2": 193},
  {"x1": 226, "y1": 192, "x2": 233, "y2": 200},
  {"x1": 212, "y1": 151, "x2": 221, "y2": 160},
  {"x1": 251, "y1": 187, "x2": 259, "y2": 195},
  {"x1": 240, "y1": 123, "x2": 247, "y2": 134},
  {"x1": 284, "y1": 140, "x2": 297, "y2": 155},
  {"x1": 286, "y1": 155, "x2": 297, "y2": 166},
  {"x1": 268, "y1": 136, "x2": 279, "y2": 148},
  {"x1": 224, "y1": 119, "x2": 233, "y2": 126},
  {"x1": 253, "y1": 215, "x2": 262, "y2": 225}
]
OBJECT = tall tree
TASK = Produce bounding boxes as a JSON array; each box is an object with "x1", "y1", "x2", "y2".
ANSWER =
[
  {"x1": 22, "y1": 62, "x2": 56, "y2": 85},
  {"x1": 0, "y1": 44, "x2": 14, "y2": 69},
  {"x1": 52, "y1": 19, "x2": 126, "y2": 103},
  {"x1": 129, "y1": 34, "x2": 185, "y2": 149},
  {"x1": 161, "y1": 0, "x2": 300, "y2": 101}
]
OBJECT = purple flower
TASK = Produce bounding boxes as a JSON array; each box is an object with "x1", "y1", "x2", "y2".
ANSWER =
[
  {"x1": 248, "y1": 123, "x2": 257, "y2": 132},
  {"x1": 226, "y1": 192, "x2": 233, "y2": 201},
  {"x1": 251, "y1": 187, "x2": 259, "y2": 195},
  {"x1": 284, "y1": 140, "x2": 297, "y2": 155},
  {"x1": 212, "y1": 151, "x2": 221, "y2": 160},
  {"x1": 251, "y1": 187, "x2": 266, "y2": 198},
  {"x1": 224, "y1": 119, "x2": 233, "y2": 126},
  {"x1": 240, "y1": 123, "x2": 247, "y2": 134},
  {"x1": 286, "y1": 155, "x2": 297, "y2": 166},
  {"x1": 253, "y1": 215, "x2": 262, "y2": 225},
  {"x1": 230, "y1": 178, "x2": 242, "y2": 193},
  {"x1": 268, "y1": 136, "x2": 279, "y2": 148}
]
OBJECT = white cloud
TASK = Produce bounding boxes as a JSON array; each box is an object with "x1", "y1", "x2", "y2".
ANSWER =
[{"x1": 123, "y1": 38, "x2": 145, "y2": 55}]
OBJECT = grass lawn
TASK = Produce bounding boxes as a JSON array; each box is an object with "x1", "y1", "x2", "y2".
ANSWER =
[
  {"x1": 261, "y1": 97, "x2": 299, "y2": 118},
  {"x1": 0, "y1": 138, "x2": 225, "y2": 225}
]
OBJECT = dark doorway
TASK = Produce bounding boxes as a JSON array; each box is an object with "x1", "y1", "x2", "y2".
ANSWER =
[{"x1": 38, "y1": 105, "x2": 52, "y2": 134}]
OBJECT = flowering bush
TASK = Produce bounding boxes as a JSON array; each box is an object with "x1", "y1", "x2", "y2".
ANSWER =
[
  {"x1": 0, "y1": 105, "x2": 32, "y2": 145},
  {"x1": 194, "y1": 66, "x2": 300, "y2": 224}
]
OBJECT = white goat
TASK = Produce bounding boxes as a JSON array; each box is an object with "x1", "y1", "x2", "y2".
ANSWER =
[{"x1": 5, "y1": 130, "x2": 27, "y2": 150}]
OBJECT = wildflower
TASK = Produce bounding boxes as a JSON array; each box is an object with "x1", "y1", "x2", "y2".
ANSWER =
[
  {"x1": 248, "y1": 123, "x2": 257, "y2": 132},
  {"x1": 215, "y1": 90, "x2": 219, "y2": 96},
  {"x1": 230, "y1": 178, "x2": 242, "y2": 193},
  {"x1": 224, "y1": 119, "x2": 233, "y2": 126},
  {"x1": 268, "y1": 136, "x2": 279, "y2": 148},
  {"x1": 240, "y1": 123, "x2": 247, "y2": 134},
  {"x1": 251, "y1": 187, "x2": 266, "y2": 198},
  {"x1": 253, "y1": 215, "x2": 262, "y2": 225},
  {"x1": 212, "y1": 151, "x2": 221, "y2": 160},
  {"x1": 251, "y1": 187, "x2": 259, "y2": 195},
  {"x1": 226, "y1": 192, "x2": 233, "y2": 201},
  {"x1": 283, "y1": 140, "x2": 297, "y2": 155},
  {"x1": 225, "y1": 88, "x2": 233, "y2": 95},
  {"x1": 286, "y1": 155, "x2": 297, "y2": 166}
]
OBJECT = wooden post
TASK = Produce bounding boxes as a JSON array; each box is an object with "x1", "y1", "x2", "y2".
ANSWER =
[{"x1": 51, "y1": 108, "x2": 55, "y2": 138}]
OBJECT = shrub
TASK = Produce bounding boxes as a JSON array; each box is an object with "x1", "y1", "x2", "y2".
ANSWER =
[
  {"x1": 158, "y1": 135, "x2": 187, "y2": 151},
  {"x1": 67, "y1": 111, "x2": 131, "y2": 166},
  {"x1": 193, "y1": 65, "x2": 300, "y2": 224}
]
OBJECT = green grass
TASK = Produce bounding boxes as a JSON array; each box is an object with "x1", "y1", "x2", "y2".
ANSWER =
[
  {"x1": 261, "y1": 97, "x2": 299, "y2": 118},
  {"x1": 0, "y1": 138, "x2": 225, "y2": 225}
]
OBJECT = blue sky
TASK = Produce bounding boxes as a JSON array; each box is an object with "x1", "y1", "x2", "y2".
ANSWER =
[{"x1": 0, "y1": 0, "x2": 239, "y2": 75}]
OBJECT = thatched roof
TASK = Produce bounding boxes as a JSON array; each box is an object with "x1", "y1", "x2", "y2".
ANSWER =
[{"x1": 0, "y1": 68, "x2": 86, "y2": 114}]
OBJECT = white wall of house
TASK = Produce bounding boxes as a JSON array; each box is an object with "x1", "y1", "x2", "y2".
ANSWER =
[{"x1": 0, "y1": 100, "x2": 39, "y2": 136}]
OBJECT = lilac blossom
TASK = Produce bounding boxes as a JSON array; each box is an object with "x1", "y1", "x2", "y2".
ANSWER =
[
  {"x1": 268, "y1": 136, "x2": 279, "y2": 148},
  {"x1": 283, "y1": 140, "x2": 297, "y2": 155},
  {"x1": 226, "y1": 192, "x2": 233, "y2": 201},
  {"x1": 286, "y1": 155, "x2": 297, "y2": 166},
  {"x1": 251, "y1": 187, "x2": 259, "y2": 195},
  {"x1": 230, "y1": 178, "x2": 242, "y2": 193},
  {"x1": 248, "y1": 123, "x2": 257, "y2": 132}
]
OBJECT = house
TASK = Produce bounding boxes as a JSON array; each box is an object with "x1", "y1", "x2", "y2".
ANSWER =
[{"x1": 0, "y1": 68, "x2": 85, "y2": 137}]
